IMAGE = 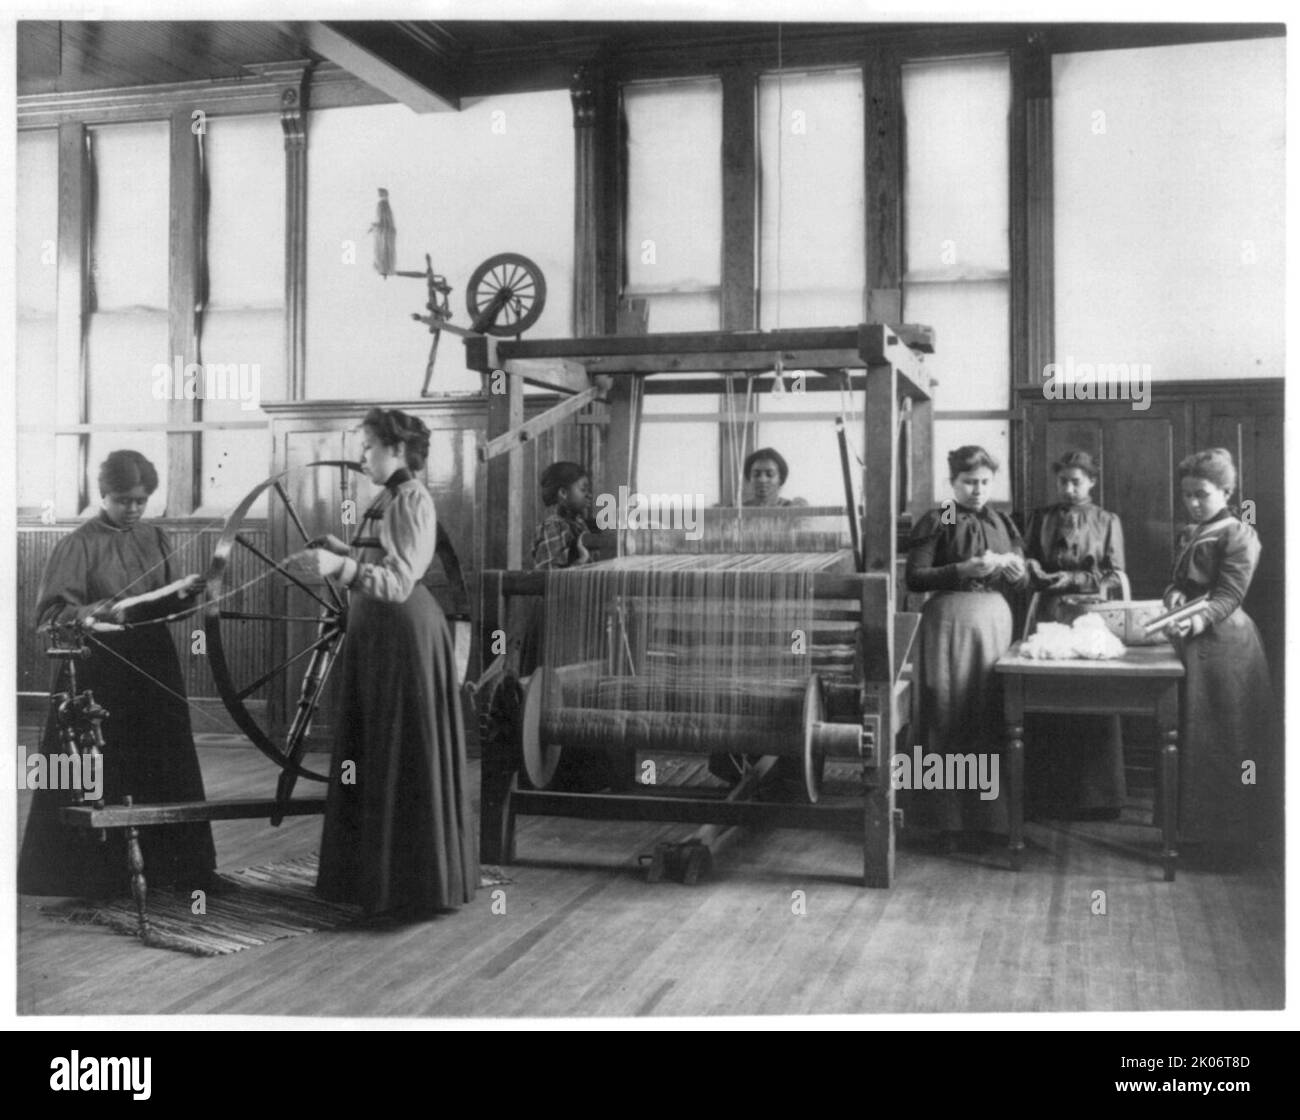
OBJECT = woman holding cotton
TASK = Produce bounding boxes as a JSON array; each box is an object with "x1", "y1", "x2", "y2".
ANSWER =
[{"x1": 905, "y1": 446, "x2": 1028, "y2": 841}]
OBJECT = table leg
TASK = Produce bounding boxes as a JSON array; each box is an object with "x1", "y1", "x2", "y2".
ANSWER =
[
  {"x1": 1006, "y1": 721, "x2": 1024, "y2": 872},
  {"x1": 122, "y1": 795, "x2": 152, "y2": 943},
  {"x1": 1157, "y1": 686, "x2": 1179, "y2": 882}
]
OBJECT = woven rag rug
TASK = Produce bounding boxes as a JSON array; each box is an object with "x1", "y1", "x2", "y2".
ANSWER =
[{"x1": 41, "y1": 854, "x2": 513, "y2": 956}]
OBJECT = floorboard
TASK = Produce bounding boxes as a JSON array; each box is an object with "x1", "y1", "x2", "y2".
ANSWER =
[{"x1": 15, "y1": 735, "x2": 1286, "y2": 1018}]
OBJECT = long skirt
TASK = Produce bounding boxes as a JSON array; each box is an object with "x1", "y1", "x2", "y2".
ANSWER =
[
  {"x1": 904, "y1": 591, "x2": 1012, "y2": 834},
  {"x1": 1176, "y1": 608, "x2": 1281, "y2": 849},
  {"x1": 18, "y1": 628, "x2": 216, "y2": 897},
  {"x1": 1023, "y1": 594, "x2": 1127, "y2": 815},
  {"x1": 317, "y1": 585, "x2": 478, "y2": 915}
]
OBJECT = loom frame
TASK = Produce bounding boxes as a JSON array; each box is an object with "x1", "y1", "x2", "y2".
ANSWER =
[{"x1": 466, "y1": 324, "x2": 933, "y2": 888}]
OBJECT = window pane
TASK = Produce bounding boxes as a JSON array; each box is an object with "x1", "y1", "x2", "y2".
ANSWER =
[
  {"x1": 17, "y1": 129, "x2": 58, "y2": 315},
  {"x1": 903, "y1": 55, "x2": 1010, "y2": 277},
  {"x1": 903, "y1": 281, "x2": 1009, "y2": 410},
  {"x1": 17, "y1": 317, "x2": 57, "y2": 427},
  {"x1": 625, "y1": 78, "x2": 723, "y2": 331},
  {"x1": 86, "y1": 311, "x2": 170, "y2": 425},
  {"x1": 637, "y1": 423, "x2": 720, "y2": 505},
  {"x1": 89, "y1": 121, "x2": 169, "y2": 310},
  {"x1": 205, "y1": 114, "x2": 285, "y2": 308},
  {"x1": 758, "y1": 68, "x2": 865, "y2": 329},
  {"x1": 1053, "y1": 39, "x2": 1284, "y2": 380}
]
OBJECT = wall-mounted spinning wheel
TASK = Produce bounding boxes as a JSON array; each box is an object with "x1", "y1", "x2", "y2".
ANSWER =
[
  {"x1": 204, "y1": 460, "x2": 362, "y2": 825},
  {"x1": 466, "y1": 252, "x2": 547, "y2": 337}
]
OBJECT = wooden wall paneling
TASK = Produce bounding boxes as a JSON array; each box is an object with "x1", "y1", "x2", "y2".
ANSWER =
[{"x1": 1192, "y1": 391, "x2": 1285, "y2": 693}]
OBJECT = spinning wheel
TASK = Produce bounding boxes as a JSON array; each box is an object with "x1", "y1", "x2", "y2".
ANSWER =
[
  {"x1": 466, "y1": 252, "x2": 547, "y2": 337},
  {"x1": 204, "y1": 460, "x2": 362, "y2": 822}
]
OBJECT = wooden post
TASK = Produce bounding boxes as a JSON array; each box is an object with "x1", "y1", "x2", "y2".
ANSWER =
[
  {"x1": 167, "y1": 108, "x2": 202, "y2": 516},
  {"x1": 483, "y1": 371, "x2": 525, "y2": 571},
  {"x1": 280, "y1": 65, "x2": 311, "y2": 400},
  {"x1": 864, "y1": 47, "x2": 903, "y2": 325},
  {"x1": 56, "y1": 123, "x2": 90, "y2": 514}
]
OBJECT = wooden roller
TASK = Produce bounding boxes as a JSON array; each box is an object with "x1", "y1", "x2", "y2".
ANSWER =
[{"x1": 521, "y1": 668, "x2": 870, "y2": 802}]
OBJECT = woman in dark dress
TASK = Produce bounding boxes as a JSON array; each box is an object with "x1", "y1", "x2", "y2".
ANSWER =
[
  {"x1": 906, "y1": 446, "x2": 1028, "y2": 839},
  {"x1": 1161, "y1": 448, "x2": 1279, "y2": 861},
  {"x1": 18, "y1": 451, "x2": 216, "y2": 897},
  {"x1": 1022, "y1": 450, "x2": 1128, "y2": 817},
  {"x1": 288, "y1": 408, "x2": 477, "y2": 918}
]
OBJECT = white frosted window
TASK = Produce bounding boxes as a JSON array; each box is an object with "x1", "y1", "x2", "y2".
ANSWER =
[
  {"x1": 625, "y1": 78, "x2": 723, "y2": 332},
  {"x1": 903, "y1": 283, "x2": 1009, "y2": 410},
  {"x1": 205, "y1": 114, "x2": 285, "y2": 308},
  {"x1": 16, "y1": 128, "x2": 60, "y2": 510},
  {"x1": 903, "y1": 55, "x2": 1011, "y2": 414},
  {"x1": 758, "y1": 68, "x2": 865, "y2": 329},
  {"x1": 636, "y1": 423, "x2": 721, "y2": 505},
  {"x1": 86, "y1": 312, "x2": 170, "y2": 426},
  {"x1": 1053, "y1": 39, "x2": 1284, "y2": 380},
  {"x1": 306, "y1": 95, "x2": 574, "y2": 399},
  {"x1": 88, "y1": 121, "x2": 169, "y2": 311},
  {"x1": 17, "y1": 129, "x2": 58, "y2": 315}
]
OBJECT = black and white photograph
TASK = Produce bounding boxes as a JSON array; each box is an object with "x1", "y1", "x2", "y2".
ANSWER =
[{"x1": 4, "y1": 0, "x2": 1292, "y2": 1033}]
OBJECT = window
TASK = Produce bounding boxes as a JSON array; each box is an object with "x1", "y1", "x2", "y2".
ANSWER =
[{"x1": 903, "y1": 55, "x2": 1012, "y2": 502}]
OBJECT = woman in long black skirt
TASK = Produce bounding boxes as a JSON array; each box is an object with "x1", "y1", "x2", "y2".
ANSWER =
[
  {"x1": 1160, "y1": 448, "x2": 1280, "y2": 864},
  {"x1": 18, "y1": 450, "x2": 216, "y2": 897},
  {"x1": 905, "y1": 445, "x2": 1029, "y2": 842},
  {"x1": 288, "y1": 408, "x2": 477, "y2": 918}
]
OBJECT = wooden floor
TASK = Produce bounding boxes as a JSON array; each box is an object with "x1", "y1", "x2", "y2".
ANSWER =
[{"x1": 16, "y1": 734, "x2": 1285, "y2": 1018}]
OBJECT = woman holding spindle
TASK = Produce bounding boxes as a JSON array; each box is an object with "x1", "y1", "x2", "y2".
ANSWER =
[
  {"x1": 18, "y1": 450, "x2": 216, "y2": 898},
  {"x1": 1160, "y1": 448, "x2": 1278, "y2": 864},
  {"x1": 1022, "y1": 450, "x2": 1128, "y2": 818},
  {"x1": 287, "y1": 408, "x2": 477, "y2": 919},
  {"x1": 906, "y1": 446, "x2": 1028, "y2": 842}
]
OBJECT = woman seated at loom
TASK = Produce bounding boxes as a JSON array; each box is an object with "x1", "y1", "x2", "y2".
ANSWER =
[
  {"x1": 522, "y1": 460, "x2": 620, "y2": 791},
  {"x1": 1021, "y1": 449, "x2": 1128, "y2": 819},
  {"x1": 708, "y1": 447, "x2": 814, "y2": 791},
  {"x1": 906, "y1": 445, "x2": 1028, "y2": 846},
  {"x1": 741, "y1": 448, "x2": 808, "y2": 509}
]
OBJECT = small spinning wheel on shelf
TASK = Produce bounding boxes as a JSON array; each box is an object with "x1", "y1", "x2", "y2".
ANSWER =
[{"x1": 396, "y1": 251, "x2": 547, "y2": 396}]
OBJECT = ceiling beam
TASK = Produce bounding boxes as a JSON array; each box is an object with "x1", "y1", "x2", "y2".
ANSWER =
[{"x1": 295, "y1": 21, "x2": 462, "y2": 112}]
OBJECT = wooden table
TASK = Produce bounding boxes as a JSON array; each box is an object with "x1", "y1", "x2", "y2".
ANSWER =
[{"x1": 994, "y1": 642, "x2": 1184, "y2": 881}]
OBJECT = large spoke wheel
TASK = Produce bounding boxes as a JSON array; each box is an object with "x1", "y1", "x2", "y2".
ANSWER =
[
  {"x1": 205, "y1": 460, "x2": 361, "y2": 820},
  {"x1": 466, "y1": 252, "x2": 547, "y2": 337}
]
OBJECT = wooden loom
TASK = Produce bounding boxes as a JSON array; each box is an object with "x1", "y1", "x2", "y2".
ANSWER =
[{"x1": 467, "y1": 324, "x2": 933, "y2": 887}]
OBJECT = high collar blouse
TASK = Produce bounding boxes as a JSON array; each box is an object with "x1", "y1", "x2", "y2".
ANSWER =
[
  {"x1": 1024, "y1": 500, "x2": 1126, "y2": 596},
  {"x1": 35, "y1": 512, "x2": 177, "y2": 629},
  {"x1": 906, "y1": 504, "x2": 1028, "y2": 593},
  {"x1": 1167, "y1": 508, "x2": 1261, "y2": 627}
]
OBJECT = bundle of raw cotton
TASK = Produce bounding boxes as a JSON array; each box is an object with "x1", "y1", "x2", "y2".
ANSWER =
[{"x1": 1021, "y1": 614, "x2": 1126, "y2": 661}]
